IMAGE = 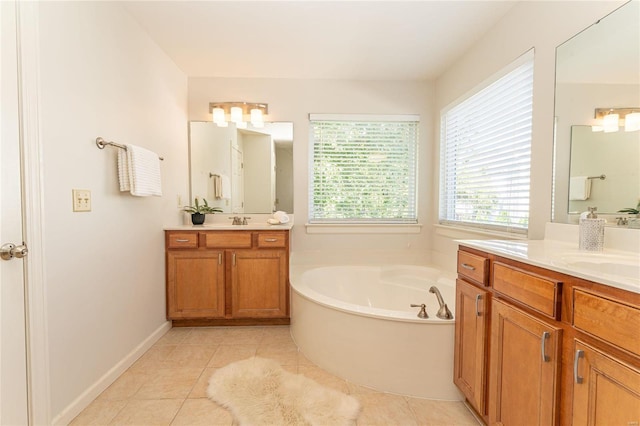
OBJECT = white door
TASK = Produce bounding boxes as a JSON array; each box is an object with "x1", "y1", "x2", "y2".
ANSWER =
[{"x1": 1, "y1": 1, "x2": 30, "y2": 424}]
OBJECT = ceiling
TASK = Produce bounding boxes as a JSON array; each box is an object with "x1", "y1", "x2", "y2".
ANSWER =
[{"x1": 121, "y1": 1, "x2": 517, "y2": 81}]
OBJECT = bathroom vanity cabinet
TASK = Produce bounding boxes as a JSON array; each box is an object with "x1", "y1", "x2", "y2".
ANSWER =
[
  {"x1": 165, "y1": 229, "x2": 290, "y2": 326},
  {"x1": 455, "y1": 245, "x2": 640, "y2": 426}
]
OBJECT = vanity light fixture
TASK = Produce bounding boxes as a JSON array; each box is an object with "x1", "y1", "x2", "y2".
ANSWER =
[
  {"x1": 209, "y1": 102, "x2": 268, "y2": 129},
  {"x1": 592, "y1": 108, "x2": 640, "y2": 133}
]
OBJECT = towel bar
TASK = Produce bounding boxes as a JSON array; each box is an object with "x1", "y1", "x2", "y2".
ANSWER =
[
  {"x1": 96, "y1": 137, "x2": 164, "y2": 161},
  {"x1": 587, "y1": 174, "x2": 605, "y2": 180}
]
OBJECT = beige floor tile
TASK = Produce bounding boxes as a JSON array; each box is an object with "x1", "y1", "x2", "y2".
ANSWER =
[
  {"x1": 166, "y1": 344, "x2": 218, "y2": 368},
  {"x1": 356, "y1": 393, "x2": 419, "y2": 426},
  {"x1": 256, "y1": 342, "x2": 299, "y2": 366},
  {"x1": 128, "y1": 344, "x2": 177, "y2": 372},
  {"x1": 171, "y1": 398, "x2": 233, "y2": 425},
  {"x1": 261, "y1": 325, "x2": 294, "y2": 344},
  {"x1": 109, "y1": 399, "x2": 183, "y2": 426},
  {"x1": 134, "y1": 367, "x2": 203, "y2": 400},
  {"x1": 189, "y1": 367, "x2": 218, "y2": 398},
  {"x1": 97, "y1": 370, "x2": 152, "y2": 401},
  {"x1": 155, "y1": 328, "x2": 192, "y2": 345},
  {"x1": 208, "y1": 344, "x2": 258, "y2": 367},
  {"x1": 182, "y1": 327, "x2": 228, "y2": 345},
  {"x1": 220, "y1": 327, "x2": 265, "y2": 345},
  {"x1": 407, "y1": 399, "x2": 480, "y2": 426},
  {"x1": 69, "y1": 400, "x2": 127, "y2": 425}
]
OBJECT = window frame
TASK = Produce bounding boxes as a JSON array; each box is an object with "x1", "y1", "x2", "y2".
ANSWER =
[
  {"x1": 308, "y1": 113, "x2": 420, "y2": 226},
  {"x1": 438, "y1": 50, "x2": 534, "y2": 235}
]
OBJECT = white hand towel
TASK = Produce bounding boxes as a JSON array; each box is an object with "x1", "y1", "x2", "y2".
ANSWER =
[
  {"x1": 220, "y1": 175, "x2": 231, "y2": 199},
  {"x1": 273, "y1": 211, "x2": 289, "y2": 224},
  {"x1": 569, "y1": 176, "x2": 591, "y2": 201},
  {"x1": 126, "y1": 144, "x2": 162, "y2": 197},
  {"x1": 117, "y1": 148, "x2": 131, "y2": 192}
]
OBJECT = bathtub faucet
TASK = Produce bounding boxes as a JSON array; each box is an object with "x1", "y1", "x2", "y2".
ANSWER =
[{"x1": 429, "y1": 286, "x2": 453, "y2": 320}]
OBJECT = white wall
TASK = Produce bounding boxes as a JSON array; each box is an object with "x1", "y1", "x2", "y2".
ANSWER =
[
  {"x1": 431, "y1": 1, "x2": 625, "y2": 270},
  {"x1": 37, "y1": 2, "x2": 188, "y2": 421},
  {"x1": 188, "y1": 78, "x2": 435, "y2": 254}
]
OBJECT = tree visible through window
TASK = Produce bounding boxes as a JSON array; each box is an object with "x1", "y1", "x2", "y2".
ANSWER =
[
  {"x1": 309, "y1": 114, "x2": 419, "y2": 223},
  {"x1": 439, "y1": 51, "x2": 534, "y2": 234}
]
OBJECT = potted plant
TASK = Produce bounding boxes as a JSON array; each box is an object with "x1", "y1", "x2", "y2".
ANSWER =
[
  {"x1": 183, "y1": 197, "x2": 222, "y2": 225},
  {"x1": 617, "y1": 200, "x2": 640, "y2": 215}
]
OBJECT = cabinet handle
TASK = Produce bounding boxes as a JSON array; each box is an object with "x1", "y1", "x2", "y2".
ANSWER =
[
  {"x1": 574, "y1": 349, "x2": 584, "y2": 384},
  {"x1": 175, "y1": 239, "x2": 190, "y2": 243},
  {"x1": 218, "y1": 253, "x2": 222, "y2": 265},
  {"x1": 541, "y1": 331, "x2": 551, "y2": 362},
  {"x1": 475, "y1": 294, "x2": 482, "y2": 317},
  {"x1": 461, "y1": 263, "x2": 476, "y2": 271},
  {"x1": 264, "y1": 238, "x2": 278, "y2": 242},
  {"x1": 232, "y1": 252, "x2": 236, "y2": 266}
]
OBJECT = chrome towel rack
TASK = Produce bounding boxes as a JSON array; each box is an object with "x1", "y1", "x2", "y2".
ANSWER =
[
  {"x1": 96, "y1": 137, "x2": 164, "y2": 161},
  {"x1": 587, "y1": 174, "x2": 606, "y2": 180}
]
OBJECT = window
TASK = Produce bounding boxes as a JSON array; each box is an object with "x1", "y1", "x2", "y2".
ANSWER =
[
  {"x1": 309, "y1": 114, "x2": 419, "y2": 223},
  {"x1": 439, "y1": 52, "x2": 534, "y2": 234}
]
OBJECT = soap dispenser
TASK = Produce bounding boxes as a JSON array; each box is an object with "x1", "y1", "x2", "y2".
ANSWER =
[{"x1": 579, "y1": 207, "x2": 605, "y2": 251}]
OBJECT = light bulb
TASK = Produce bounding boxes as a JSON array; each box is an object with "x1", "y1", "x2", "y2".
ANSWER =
[
  {"x1": 212, "y1": 107, "x2": 225, "y2": 125},
  {"x1": 602, "y1": 113, "x2": 619, "y2": 133},
  {"x1": 230, "y1": 107, "x2": 243, "y2": 124},
  {"x1": 624, "y1": 112, "x2": 640, "y2": 132}
]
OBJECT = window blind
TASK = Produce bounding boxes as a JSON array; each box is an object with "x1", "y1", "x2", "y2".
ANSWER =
[
  {"x1": 309, "y1": 115, "x2": 419, "y2": 223},
  {"x1": 439, "y1": 55, "x2": 534, "y2": 234}
]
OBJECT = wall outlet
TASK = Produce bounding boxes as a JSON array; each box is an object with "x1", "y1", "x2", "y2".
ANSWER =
[{"x1": 72, "y1": 189, "x2": 91, "y2": 212}]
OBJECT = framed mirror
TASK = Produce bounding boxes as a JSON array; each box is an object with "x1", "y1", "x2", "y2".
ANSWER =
[
  {"x1": 552, "y1": 1, "x2": 639, "y2": 223},
  {"x1": 189, "y1": 121, "x2": 294, "y2": 214}
]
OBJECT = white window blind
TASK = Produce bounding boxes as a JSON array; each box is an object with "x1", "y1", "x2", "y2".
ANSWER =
[
  {"x1": 439, "y1": 54, "x2": 534, "y2": 234},
  {"x1": 309, "y1": 114, "x2": 419, "y2": 223}
]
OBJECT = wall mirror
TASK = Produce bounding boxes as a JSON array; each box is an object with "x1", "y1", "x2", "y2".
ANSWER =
[
  {"x1": 189, "y1": 121, "x2": 294, "y2": 214},
  {"x1": 552, "y1": 1, "x2": 639, "y2": 223}
]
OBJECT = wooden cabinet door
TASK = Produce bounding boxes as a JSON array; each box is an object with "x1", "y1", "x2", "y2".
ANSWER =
[
  {"x1": 489, "y1": 299, "x2": 562, "y2": 426},
  {"x1": 230, "y1": 249, "x2": 288, "y2": 318},
  {"x1": 454, "y1": 279, "x2": 489, "y2": 416},
  {"x1": 166, "y1": 250, "x2": 225, "y2": 319},
  {"x1": 572, "y1": 340, "x2": 640, "y2": 426}
]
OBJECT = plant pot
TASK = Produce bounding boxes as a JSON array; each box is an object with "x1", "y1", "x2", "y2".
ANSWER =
[{"x1": 191, "y1": 213, "x2": 205, "y2": 225}]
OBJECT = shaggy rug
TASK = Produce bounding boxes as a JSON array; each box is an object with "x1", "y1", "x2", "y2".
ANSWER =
[{"x1": 207, "y1": 357, "x2": 361, "y2": 426}]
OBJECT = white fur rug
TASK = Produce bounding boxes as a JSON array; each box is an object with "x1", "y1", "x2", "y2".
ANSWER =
[{"x1": 207, "y1": 357, "x2": 360, "y2": 426}]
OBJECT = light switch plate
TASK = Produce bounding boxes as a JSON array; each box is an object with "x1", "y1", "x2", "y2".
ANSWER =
[{"x1": 72, "y1": 189, "x2": 91, "y2": 212}]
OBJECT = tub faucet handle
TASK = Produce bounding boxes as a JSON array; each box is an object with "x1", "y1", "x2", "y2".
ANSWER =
[{"x1": 410, "y1": 303, "x2": 429, "y2": 319}]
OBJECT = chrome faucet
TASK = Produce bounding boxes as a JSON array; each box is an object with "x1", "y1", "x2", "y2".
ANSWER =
[
  {"x1": 616, "y1": 217, "x2": 629, "y2": 226},
  {"x1": 229, "y1": 216, "x2": 242, "y2": 225},
  {"x1": 429, "y1": 286, "x2": 453, "y2": 320}
]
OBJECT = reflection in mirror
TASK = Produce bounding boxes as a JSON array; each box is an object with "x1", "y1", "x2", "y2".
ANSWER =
[
  {"x1": 189, "y1": 121, "x2": 294, "y2": 214},
  {"x1": 553, "y1": 1, "x2": 639, "y2": 224},
  {"x1": 569, "y1": 126, "x2": 639, "y2": 214}
]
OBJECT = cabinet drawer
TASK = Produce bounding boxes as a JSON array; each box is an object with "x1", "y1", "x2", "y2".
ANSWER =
[
  {"x1": 573, "y1": 289, "x2": 640, "y2": 355},
  {"x1": 457, "y1": 250, "x2": 489, "y2": 285},
  {"x1": 204, "y1": 232, "x2": 252, "y2": 248},
  {"x1": 257, "y1": 233, "x2": 287, "y2": 248},
  {"x1": 493, "y1": 262, "x2": 561, "y2": 320},
  {"x1": 167, "y1": 232, "x2": 198, "y2": 249}
]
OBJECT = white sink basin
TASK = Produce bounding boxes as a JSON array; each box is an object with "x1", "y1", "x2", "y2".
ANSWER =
[{"x1": 552, "y1": 252, "x2": 640, "y2": 282}]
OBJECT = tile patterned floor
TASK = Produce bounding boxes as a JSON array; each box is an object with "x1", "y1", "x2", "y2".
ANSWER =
[{"x1": 70, "y1": 326, "x2": 480, "y2": 425}]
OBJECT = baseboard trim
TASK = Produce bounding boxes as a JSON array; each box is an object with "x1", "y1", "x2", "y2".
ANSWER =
[{"x1": 51, "y1": 321, "x2": 172, "y2": 426}]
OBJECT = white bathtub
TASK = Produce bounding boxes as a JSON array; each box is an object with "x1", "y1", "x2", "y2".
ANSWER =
[{"x1": 291, "y1": 264, "x2": 462, "y2": 400}]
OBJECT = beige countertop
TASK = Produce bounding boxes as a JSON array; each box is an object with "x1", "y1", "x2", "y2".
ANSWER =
[
  {"x1": 458, "y1": 239, "x2": 640, "y2": 295},
  {"x1": 164, "y1": 222, "x2": 293, "y2": 231}
]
